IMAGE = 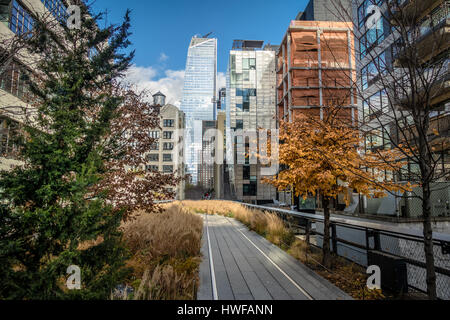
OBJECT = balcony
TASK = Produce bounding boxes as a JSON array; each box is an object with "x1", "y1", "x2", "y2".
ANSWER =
[
  {"x1": 394, "y1": 58, "x2": 450, "y2": 108},
  {"x1": 392, "y1": 112, "x2": 450, "y2": 148},
  {"x1": 390, "y1": 0, "x2": 445, "y2": 24},
  {"x1": 394, "y1": 18, "x2": 450, "y2": 65}
]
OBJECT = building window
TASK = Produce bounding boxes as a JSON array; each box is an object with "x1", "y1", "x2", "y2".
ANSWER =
[
  {"x1": 361, "y1": 52, "x2": 387, "y2": 90},
  {"x1": 243, "y1": 58, "x2": 256, "y2": 70},
  {"x1": 236, "y1": 88, "x2": 256, "y2": 97},
  {"x1": 358, "y1": 0, "x2": 386, "y2": 59},
  {"x1": 0, "y1": 118, "x2": 19, "y2": 157},
  {"x1": 163, "y1": 154, "x2": 173, "y2": 162},
  {"x1": 163, "y1": 131, "x2": 173, "y2": 140},
  {"x1": 0, "y1": 60, "x2": 31, "y2": 100},
  {"x1": 230, "y1": 72, "x2": 243, "y2": 86},
  {"x1": 357, "y1": 0, "x2": 384, "y2": 29},
  {"x1": 245, "y1": 142, "x2": 250, "y2": 165},
  {"x1": 243, "y1": 182, "x2": 257, "y2": 196},
  {"x1": 146, "y1": 165, "x2": 159, "y2": 172},
  {"x1": 361, "y1": 66, "x2": 368, "y2": 90},
  {"x1": 243, "y1": 165, "x2": 250, "y2": 180},
  {"x1": 163, "y1": 142, "x2": 174, "y2": 151},
  {"x1": 9, "y1": 1, "x2": 34, "y2": 37},
  {"x1": 150, "y1": 131, "x2": 160, "y2": 139},
  {"x1": 230, "y1": 54, "x2": 236, "y2": 71},
  {"x1": 365, "y1": 127, "x2": 391, "y2": 152},
  {"x1": 163, "y1": 165, "x2": 173, "y2": 173},
  {"x1": 150, "y1": 142, "x2": 159, "y2": 151},
  {"x1": 243, "y1": 70, "x2": 250, "y2": 81},
  {"x1": 359, "y1": 25, "x2": 385, "y2": 59},
  {"x1": 362, "y1": 99, "x2": 370, "y2": 122},
  {"x1": 147, "y1": 154, "x2": 159, "y2": 162},
  {"x1": 163, "y1": 119, "x2": 175, "y2": 128},
  {"x1": 41, "y1": 0, "x2": 68, "y2": 25},
  {"x1": 363, "y1": 89, "x2": 388, "y2": 122},
  {"x1": 236, "y1": 120, "x2": 243, "y2": 130}
]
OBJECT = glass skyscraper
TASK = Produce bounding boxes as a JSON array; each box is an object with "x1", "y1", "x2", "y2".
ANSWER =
[
  {"x1": 180, "y1": 36, "x2": 217, "y2": 185},
  {"x1": 226, "y1": 40, "x2": 277, "y2": 203}
]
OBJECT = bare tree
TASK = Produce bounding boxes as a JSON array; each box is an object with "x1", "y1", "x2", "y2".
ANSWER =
[{"x1": 321, "y1": 0, "x2": 450, "y2": 299}]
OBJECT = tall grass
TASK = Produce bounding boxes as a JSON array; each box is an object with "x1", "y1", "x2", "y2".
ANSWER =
[
  {"x1": 119, "y1": 204, "x2": 203, "y2": 300},
  {"x1": 179, "y1": 200, "x2": 294, "y2": 248}
]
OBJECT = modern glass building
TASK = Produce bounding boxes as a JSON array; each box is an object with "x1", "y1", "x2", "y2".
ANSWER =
[
  {"x1": 180, "y1": 36, "x2": 217, "y2": 185},
  {"x1": 353, "y1": 0, "x2": 449, "y2": 218},
  {"x1": 226, "y1": 40, "x2": 278, "y2": 204}
]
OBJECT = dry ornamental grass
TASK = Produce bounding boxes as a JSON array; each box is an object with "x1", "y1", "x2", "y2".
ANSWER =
[{"x1": 119, "y1": 204, "x2": 203, "y2": 300}]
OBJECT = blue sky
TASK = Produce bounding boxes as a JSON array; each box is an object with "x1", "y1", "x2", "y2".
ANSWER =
[{"x1": 90, "y1": 0, "x2": 309, "y2": 105}]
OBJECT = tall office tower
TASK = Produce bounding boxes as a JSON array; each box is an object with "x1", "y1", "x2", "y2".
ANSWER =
[
  {"x1": 180, "y1": 36, "x2": 217, "y2": 185},
  {"x1": 226, "y1": 40, "x2": 278, "y2": 204}
]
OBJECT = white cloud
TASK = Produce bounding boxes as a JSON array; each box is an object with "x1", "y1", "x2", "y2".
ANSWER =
[
  {"x1": 217, "y1": 72, "x2": 226, "y2": 91},
  {"x1": 123, "y1": 66, "x2": 226, "y2": 108},
  {"x1": 124, "y1": 65, "x2": 158, "y2": 85},
  {"x1": 159, "y1": 53, "x2": 169, "y2": 62},
  {"x1": 123, "y1": 65, "x2": 185, "y2": 107}
]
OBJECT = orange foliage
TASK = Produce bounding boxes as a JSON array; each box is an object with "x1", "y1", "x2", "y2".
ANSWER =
[{"x1": 266, "y1": 108, "x2": 411, "y2": 202}]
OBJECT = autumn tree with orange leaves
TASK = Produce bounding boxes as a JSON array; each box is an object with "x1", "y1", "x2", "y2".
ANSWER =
[{"x1": 266, "y1": 108, "x2": 410, "y2": 268}]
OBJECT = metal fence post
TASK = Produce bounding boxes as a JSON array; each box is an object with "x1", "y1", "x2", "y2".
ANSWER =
[
  {"x1": 331, "y1": 223, "x2": 338, "y2": 254},
  {"x1": 306, "y1": 220, "x2": 311, "y2": 245},
  {"x1": 365, "y1": 228, "x2": 370, "y2": 259},
  {"x1": 374, "y1": 231, "x2": 381, "y2": 251}
]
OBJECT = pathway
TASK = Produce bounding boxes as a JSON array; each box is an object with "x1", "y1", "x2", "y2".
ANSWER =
[{"x1": 197, "y1": 214, "x2": 352, "y2": 300}]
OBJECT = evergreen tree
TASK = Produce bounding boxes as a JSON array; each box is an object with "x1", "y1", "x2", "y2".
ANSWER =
[{"x1": 0, "y1": 1, "x2": 134, "y2": 299}]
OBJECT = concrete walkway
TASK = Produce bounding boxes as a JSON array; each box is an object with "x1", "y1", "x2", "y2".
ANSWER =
[{"x1": 197, "y1": 214, "x2": 352, "y2": 301}]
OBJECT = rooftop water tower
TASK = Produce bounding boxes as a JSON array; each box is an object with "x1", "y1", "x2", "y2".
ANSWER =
[{"x1": 153, "y1": 91, "x2": 166, "y2": 106}]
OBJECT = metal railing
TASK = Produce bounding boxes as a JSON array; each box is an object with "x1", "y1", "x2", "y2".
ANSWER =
[{"x1": 239, "y1": 202, "x2": 450, "y2": 299}]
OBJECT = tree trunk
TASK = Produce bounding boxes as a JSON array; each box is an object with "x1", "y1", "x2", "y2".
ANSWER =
[
  {"x1": 422, "y1": 181, "x2": 437, "y2": 300},
  {"x1": 322, "y1": 197, "x2": 332, "y2": 269},
  {"x1": 417, "y1": 111, "x2": 437, "y2": 300}
]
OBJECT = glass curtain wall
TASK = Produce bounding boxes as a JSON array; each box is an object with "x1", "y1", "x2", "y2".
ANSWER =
[{"x1": 180, "y1": 37, "x2": 217, "y2": 185}]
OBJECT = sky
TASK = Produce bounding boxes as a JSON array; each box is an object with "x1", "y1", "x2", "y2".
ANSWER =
[{"x1": 90, "y1": 0, "x2": 309, "y2": 106}]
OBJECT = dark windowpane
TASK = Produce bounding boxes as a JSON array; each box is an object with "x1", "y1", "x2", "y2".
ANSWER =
[
  {"x1": 243, "y1": 182, "x2": 257, "y2": 196},
  {"x1": 147, "y1": 154, "x2": 159, "y2": 162},
  {"x1": 243, "y1": 165, "x2": 250, "y2": 180}
]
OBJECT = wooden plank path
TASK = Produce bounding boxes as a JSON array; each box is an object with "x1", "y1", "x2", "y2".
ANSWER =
[{"x1": 197, "y1": 214, "x2": 353, "y2": 301}]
